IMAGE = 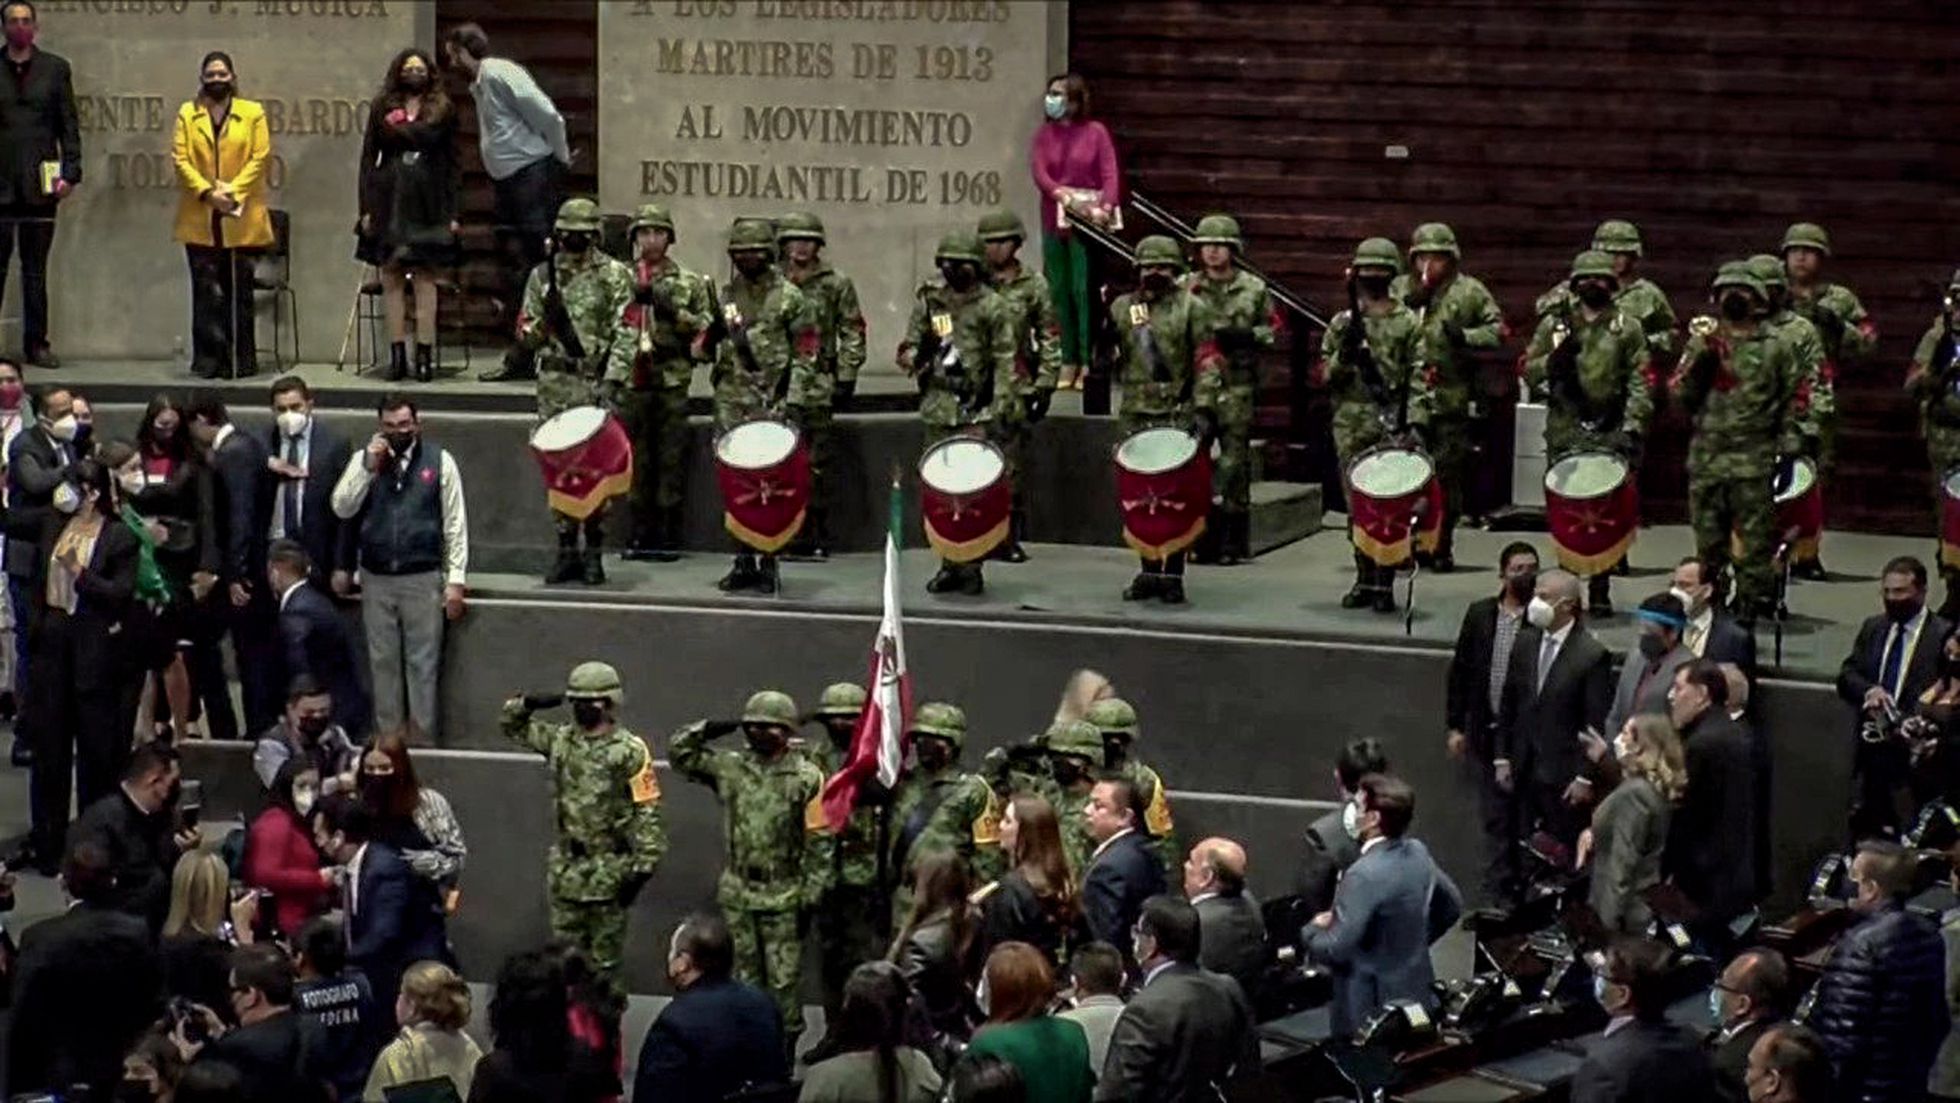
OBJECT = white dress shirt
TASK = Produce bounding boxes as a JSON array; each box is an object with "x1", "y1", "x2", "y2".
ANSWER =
[{"x1": 269, "y1": 419, "x2": 313, "y2": 540}]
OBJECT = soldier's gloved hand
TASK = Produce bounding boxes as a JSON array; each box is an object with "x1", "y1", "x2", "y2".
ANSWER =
[
  {"x1": 702, "y1": 719, "x2": 742, "y2": 739},
  {"x1": 1403, "y1": 283, "x2": 1435, "y2": 311},
  {"x1": 1816, "y1": 310, "x2": 1846, "y2": 346},
  {"x1": 632, "y1": 281, "x2": 656, "y2": 306},
  {"x1": 1026, "y1": 388, "x2": 1053, "y2": 424},
  {"x1": 1441, "y1": 320, "x2": 1466, "y2": 347},
  {"x1": 981, "y1": 746, "x2": 1011, "y2": 777},
  {"x1": 1193, "y1": 409, "x2": 1220, "y2": 449},
  {"x1": 1772, "y1": 455, "x2": 1798, "y2": 497},
  {"x1": 597, "y1": 378, "x2": 623, "y2": 412},
  {"x1": 521, "y1": 692, "x2": 565, "y2": 712},
  {"x1": 649, "y1": 286, "x2": 680, "y2": 323},
  {"x1": 1549, "y1": 336, "x2": 1581, "y2": 372},
  {"x1": 1215, "y1": 326, "x2": 1254, "y2": 354},
  {"x1": 616, "y1": 871, "x2": 652, "y2": 907},
  {"x1": 835, "y1": 379, "x2": 856, "y2": 408}
]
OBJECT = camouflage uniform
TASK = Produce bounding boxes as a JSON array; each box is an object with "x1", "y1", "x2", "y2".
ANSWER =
[
  {"x1": 803, "y1": 682, "x2": 897, "y2": 1036},
  {"x1": 1907, "y1": 271, "x2": 1960, "y2": 610},
  {"x1": 977, "y1": 718, "x2": 1099, "y2": 879},
  {"x1": 780, "y1": 213, "x2": 867, "y2": 560},
  {"x1": 1111, "y1": 235, "x2": 1225, "y2": 604},
  {"x1": 606, "y1": 204, "x2": 715, "y2": 561},
  {"x1": 1085, "y1": 698, "x2": 1176, "y2": 876},
  {"x1": 1747, "y1": 253, "x2": 1836, "y2": 573},
  {"x1": 1390, "y1": 223, "x2": 1505, "y2": 567},
  {"x1": 501, "y1": 662, "x2": 666, "y2": 983},
  {"x1": 1318, "y1": 238, "x2": 1431, "y2": 609},
  {"x1": 1186, "y1": 214, "x2": 1285, "y2": 566},
  {"x1": 889, "y1": 702, "x2": 1002, "y2": 924},
  {"x1": 1670, "y1": 263, "x2": 1816, "y2": 616},
  {"x1": 980, "y1": 208, "x2": 1062, "y2": 564},
  {"x1": 897, "y1": 232, "x2": 1019, "y2": 595},
  {"x1": 1522, "y1": 251, "x2": 1657, "y2": 605},
  {"x1": 1782, "y1": 224, "x2": 1874, "y2": 574},
  {"x1": 669, "y1": 690, "x2": 832, "y2": 1037},
  {"x1": 1533, "y1": 221, "x2": 1678, "y2": 361},
  {"x1": 518, "y1": 198, "x2": 636, "y2": 584}
]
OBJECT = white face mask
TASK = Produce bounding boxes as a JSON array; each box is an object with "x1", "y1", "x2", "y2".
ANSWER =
[
  {"x1": 1526, "y1": 595, "x2": 1557, "y2": 629},
  {"x1": 292, "y1": 786, "x2": 316, "y2": 817},
  {"x1": 1341, "y1": 798, "x2": 1361, "y2": 840},
  {"x1": 276, "y1": 409, "x2": 309, "y2": 438},
  {"x1": 1669, "y1": 586, "x2": 1702, "y2": 616},
  {"x1": 51, "y1": 482, "x2": 81, "y2": 514},
  {"x1": 118, "y1": 470, "x2": 145, "y2": 495},
  {"x1": 46, "y1": 413, "x2": 76, "y2": 442}
]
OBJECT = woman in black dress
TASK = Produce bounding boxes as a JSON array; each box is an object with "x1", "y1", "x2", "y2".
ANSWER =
[
  {"x1": 113, "y1": 397, "x2": 208, "y2": 741},
  {"x1": 357, "y1": 47, "x2": 458, "y2": 383}
]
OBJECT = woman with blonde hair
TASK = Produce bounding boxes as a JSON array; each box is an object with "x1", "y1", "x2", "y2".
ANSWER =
[
  {"x1": 1051, "y1": 670, "x2": 1112, "y2": 727},
  {"x1": 160, "y1": 850, "x2": 256, "y2": 1016},
  {"x1": 363, "y1": 960, "x2": 482, "y2": 1101},
  {"x1": 1578, "y1": 714, "x2": 1687, "y2": 934}
]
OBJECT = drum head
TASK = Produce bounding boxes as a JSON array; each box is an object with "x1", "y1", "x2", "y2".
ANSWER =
[
  {"x1": 715, "y1": 419, "x2": 799, "y2": 469},
  {"x1": 1349, "y1": 448, "x2": 1434, "y2": 498},
  {"x1": 1544, "y1": 451, "x2": 1629, "y2": 499},
  {"x1": 1776, "y1": 457, "x2": 1817, "y2": 503},
  {"x1": 530, "y1": 405, "x2": 607, "y2": 451},
  {"x1": 920, "y1": 438, "x2": 1005, "y2": 495},
  {"x1": 1116, "y1": 427, "x2": 1198, "y2": 476}
]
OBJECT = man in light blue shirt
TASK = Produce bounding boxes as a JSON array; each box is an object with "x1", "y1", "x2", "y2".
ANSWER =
[{"x1": 443, "y1": 22, "x2": 571, "y2": 381}]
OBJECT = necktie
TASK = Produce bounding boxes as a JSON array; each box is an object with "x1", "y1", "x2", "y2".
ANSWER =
[
  {"x1": 1686, "y1": 623, "x2": 1706, "y2": 656},
  {"x1": 1537, "y1": 635, "x2": 1557, "y2": 693},
  {"x1": 1881, "y1": 624, "x2": 1906, "y2": 698},
  {"x1": 282, "y1": 435, "x2": 302, "y2": 536}
]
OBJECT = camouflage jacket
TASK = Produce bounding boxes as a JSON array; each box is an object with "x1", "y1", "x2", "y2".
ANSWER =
[
  {"x1": 1535, "y1": 277, "x2": 1678, "y2": 361},
  {"x1": 502, "y1": 701, "x2": 667, "y2": 903},
  {"x1": 713, "y1": 268, "x2": 820, "y2": 426},
  {"x1": 1185, "y1": 268, "x2": 1283, "y2": 396},
  {"x1": 605, "y1": 256, "x2": 716, "y2": 392},
  {"x1": 1110, "y1": 754, "x2": 1177, "y2": 873},
  {"x1": 1669, "y1": 321, "x2": 1815, "y2": 478},
  {"x1": 1908, "y1": 318, "x2": 1960, "y2": 439},
  {"x1": 1521, "y1": 304, "x2": 1656, "y2": 452},
  {"x1": 670, "y1": 720, "x2": 833, "y2": 911},
  {"x1": 1316, "y1": 301, "x2": 1431, "y2": 459},
  {"x1": 1389, "y1": 271, "x2": 1505, "y2": 416},
  {"x1": 897, "y1": 282, "x2": 1019, "y2": 429},
  {"x1": 807, "y1": 740, "x2": 897, "y2": 894},
  {"x1": 989, "y1": 265, "x2": 1063, "y2": 395},
  {"x1": 519, "y1": 250, "x2": 635, "y2": 380},
  {"x1": 891, "y1": 764, "x2": 1002, "y2": 884},
  {"x1": 1789, "y1": 281, "x2": 1877, "y2": 367},
  {"x1": 785, "y1": 263, "x2": 868, "y2": 407},
  {"x1": 1109, "y1": 286, "x2": 1224, "y2": 420},
  {"x1": 1766, "y1": 309, "x2": 1835, "y2": 427}
]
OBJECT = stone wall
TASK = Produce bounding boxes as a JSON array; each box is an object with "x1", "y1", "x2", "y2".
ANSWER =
[
  {"x1": 24, "y1": 0, "x2": 430, "y2": 361},
  {"x1": 597, "y1": 0, "x2": 1057, "y2": 374}
]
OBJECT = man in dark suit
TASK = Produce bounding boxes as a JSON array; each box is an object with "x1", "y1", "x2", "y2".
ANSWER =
[
  {"x1": 1083, "y1": 774, "x2": 1168, "y2": 967},
  {"x1": 1496, "y1": 567, "x2": 1614, "y2": 857},
  {"x1": 177, "y1": 944, "x2": 331, "y2": 1103},
  {"x1": 1605, "y1": 593, "x2": 1696, "y2": 736},
  {"x1": 6, "y1": 841, "x2": 162, "y2": 1100},
  {"x1": 189, "y1": 394, "x2": 278, "y2": 735},
  {"x1": 0, "y1": 2, "x2": 79, "y2": 369},
  {"x1": 1671, "y1": 557, "x2": 1756, "y2": 676},
  {"x1": 1181, "y1": 836, "x2": 1267, "y2": 998},
  {"x1": 265, "y1": 376, "x2": 355, "y2": 594},
  {"x1": 1836, "y1": 555, "x2": 1951, "y2": 837},
  {"x1": 1745, "y1": 1024, "x2": 1834, "y2": 1103},
  {"x1": 1304, "y1": 774, "x2": 1462, "y2": 1037},
  {"x1": 1447, "y1": 541, "x2": 1540, "y2": 900},
  {"x1": 1664, "y1": 661, "x2": 1761, "y2": 951},
  {"x1": 1297, "y1": 737, "x2": 1388, "y2": 916},
  {"x1": 1096, "y1": 895, "x2": 1259, "y2": 1102},
  {"x1": 269, "y1": 539, "x2": 370, "y2": 737},
  {"x1": 1571, "y1": 936, "x2": 1715, "y2": 1103},
  {"x1": 68, "y1": 742, "x2": 197, "y2": 931},
  {"x1": 634, "y1": 912, "x2": 790, "y2": 1101},
  {"x1": 313, "y1": 793, "x2": 448, "y2": 1023},
  {"x1": 3, "y1": 382, "x2": 74, "y2": 772},
  {"x1": 1708, "y1": 949, "x2": 1791, "y2": 1103}
]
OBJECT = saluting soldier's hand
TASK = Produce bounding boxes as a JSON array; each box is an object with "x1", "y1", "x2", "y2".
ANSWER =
[
  {"x1": 520, "y1": 692, "x2": 565, "y2": 712},
  {"x1": 702, "y1": 719, "x2": 742, "y2": 739}
]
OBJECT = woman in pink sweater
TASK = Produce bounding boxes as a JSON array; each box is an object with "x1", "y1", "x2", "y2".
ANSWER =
[{"x1": 1029, "y1": 72, "x2": 1121, "y2": 389}]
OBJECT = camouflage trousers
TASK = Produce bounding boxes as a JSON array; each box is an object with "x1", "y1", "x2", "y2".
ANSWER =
[
  {"x1": 620, "y1": 385, "x2": 690, "y2": 515},
  {"x1": 816, "y1": 885, "x2": 888, "y2": 1020},
  {"x1": 1213, "y1": 382, "x2": 1256, "y2": 515},
  {"x1": 1691, "y1": 472, "x2": 1774, "y2": 611},
  {"x1": 1425, "y1": 413, "x2": 1471, "y2": 556},
  {"x1": 1930, "y1": 434, "x2": 1960, "y2": 578},
  {"x1": 789, "y1": 404, "x2": 834, "y2": 514},
  {"x1": 998, "y1": 406, "x2": 1031, "y2": 495},
  {"x1": 549, "y1": 895, "x2": 628, "y2": 981},
  {"x1": 537, "y1": 366, "x2": 602, "y2": 421},
  {"x1": 728, "y1": 905, "x2": 805, "y2": 1037}
]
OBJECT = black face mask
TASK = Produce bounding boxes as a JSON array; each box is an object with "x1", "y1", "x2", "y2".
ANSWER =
[
  {"x1": 117, "y1": 1079, "x2": 155, "y2": 1103},
  {"x1": 1576, "y1": 283, "x2": 1614, "y2": 310},
  {"x1": 1357, "y1": 275, "x2": 1392, "y2": 299},
  {"x1": 1507, "y1": 571, "x2": 1537, "y2": 601},
  {"x1": 914, "y1": 738, "x2": 952, "y2": 773},
  {"x1": 1638, "y1": 633, "x2": 1669, "y2": 662},
  {"x1": 384, "y1": 430, "x2": 416, "y2": 454},
  {"x1": 1719, "y1": 292, "x2": 1754, "y2": 321},
  {"x1": 745, "y1": 728, "x2": 786, "y2": 758},
  {"x1": 732, "y1": 252, "x2": 771, "y2": 279},
  {"x1": 559, "y1": 232, "x2": 595, "y2": 255},
  {"x1": 360, "y1": 775, "x2": 393, "y2": 808},
  {"x1": 400, "y1": 73, "x2": 430, "y2": 93},
  {"x1": 1050, "y1": 757, "x2": 1086, "y2": 787},
  {"x1": 1102, "y1": 739, "x2": 1126, "y2": 771},
  {"x1": 1886, "y1": 598, "x2": 1924, "y2": 625},
  {"x1": 940, "y1": 262, "x2": 977, "y2": 292},
  {"x1": 202, "y1": 80, "x2": 233, "y2": 101},
  {"x1": 571, "y1": 701, "x2": 607, "y2": 730},
  {"x1": 295, "y1": 714, "x2": 328, "y2": 737},
  {"x1": 825, "y1": 721, "x2": 855, "y2": 750},
  {"x1": 1141, "y1": 272, "x2": 1174, "y2": 297}
]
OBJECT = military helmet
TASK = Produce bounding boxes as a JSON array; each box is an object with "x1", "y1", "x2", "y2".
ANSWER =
[
  {"x1": 554, "y1": 197, "x2": 602, "y2": 233},
  {"x1": 741, "y1": 689, "x2": 799, "y2": 727},
  {"x1": 1781, "y1": 222, "x2": 1831, "y2": 256},
  {"x1": 1133, "y1": 234, "x2": 1185, "y2": 269},
  {"x1": 1745, "y1": 254, "x2": 1787, "y2": 290},
  {"x1": 934, "y1": 230, "x2": 985, "y2": 265},
  {"x1": 727, "y1": 217, "x2": 777, "y2": 253},
  {"x1": 1085, "y1": 697, "x2": 1139, "y2": 738},
  {"x1": 630, "y1": 203, "x2": 675, "y2": 236},
  {"x1": 814, "y1": 682, "x2": 867, "y2": 718},
  {"x1": 1711, "y1": 260, "x2": 1768, "y2": 301},
  {"x1": 1190, "y1": 214, "x2": 1243, "y2": 250},
  {"x1": 1948, "y1": 267, "x2": 1960, "y2": 292},
  {"x1": 1044, "y1": 719, "x2": 1104, "y2": 761},
  {"x1": 1408, "y1": 221, "x2": 1460, "y2": 258},
  {"x1": 976, "y1": 208, "x2": 1027, "y2": 243},
  {"x1": 908, "y1": 701, "x2": 967, "y2": 748},
  {"x1": 1568, "y1": 250, "x2": 1617, "y2": 283},
  {"x1": 776, "y1": 211, "x2": 825, "y2": 243},
  {"x1": 1590, "y1": 219, "x2": 1643, "y2": 257},
  {"x1": 1350, "y1": 236, "x2": 1402, "y2": 274},
  {"x1": 564, "y1": 661, "x2": 623, "y2": 705}
]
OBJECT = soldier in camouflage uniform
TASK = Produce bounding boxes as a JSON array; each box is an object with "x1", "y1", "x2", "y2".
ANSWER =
[
  {"x1": 1907, "y1": 269, "x2": 1960, "y2": 618},
  {"x1": 896, "y1": 231, "x2": 1019, "y2": 596},
  {"x1": 1085, "y1": 697, "x2": 1176, "y2": 875},
  {"x1": 1670, "y1": 262, "x2": 1816, "y2": 620},
  {"x1": 1781, "y1": 223, "x2": 1876, "y2": 579},
  {"x1": 517, "y1": 198, "x2": 636, "y2": 586},
  {"x1": 779, "y1": 213, "x2": 866, "y2": 562},
  {"x1": 669, "y1": 689, "x2": 832, "y2": 1041},
  {"x1": 1391, "y1": 222, "x2": 1505, "y2": 570},
  {"x1": 889, "y1": 701, "x2": 1002, "y2": 923},
  {"x1": 501, "y1": 661, "x2": 667, "y2": 986},
  {"x1": 710, "y1": 217, "x2": 820, "y2": 596},
  {"x1": 1522, "y1": 250, "x2": 1657, "y2": 616},
  {"x1": 1043, "y1": 718, "x2": 1102, "y2": 878},
  {"x1": 1110, "y1": 234, "x2": 1225, "y2": 604},
  {"x1": 1186, "y1": 214, "x2": 1285, "y2": 566},
  {"x1": 1748, "y1": 254, "x2": 1836, "y2": 575},
  {"x1": 607, "y1": 203, "x2": 714, "y2": 564},
  {"x1": 1534, "y1": 220, "x2": 1678, "y2": 362},
  {"x1": 1317, "y1": 237, "x2": 1430, "y2": 612},
  {"x1": 979, "y1": 208, "x2": 1062, "y2": 564}
]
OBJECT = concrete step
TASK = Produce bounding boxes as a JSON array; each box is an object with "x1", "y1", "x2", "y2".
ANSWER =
[{"x1": 1249, "y1": 480, "x2": 1322, "y2": 555}]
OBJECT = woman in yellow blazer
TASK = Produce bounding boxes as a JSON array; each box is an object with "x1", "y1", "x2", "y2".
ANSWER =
[{"x1": 171, "y1": 51, "x2": 272, "y2": 379}]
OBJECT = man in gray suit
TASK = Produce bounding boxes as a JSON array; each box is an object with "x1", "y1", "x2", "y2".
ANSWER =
[
  {"x1": 1182, "y1": 836, "x2": 1267, "y2": 998},
  {"x1": 1604, "y1": 593, "x2": 1694, "y2": 737},
  {"x1": 1096, "y1": 896, "x2": 1259, "y2": 1102},
  {"x1": 1304, "y1": 774, "x2": 1463, "y2": 1037}
]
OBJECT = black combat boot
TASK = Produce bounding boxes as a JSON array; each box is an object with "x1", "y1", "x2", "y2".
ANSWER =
[
  {"x1": 958, "y1": 563, "x2": 985, "y2": 595},
  {"x1": 581, "y1": 519, "x2": 606, "y2": 584},
  {"x1": 414, "y1": 343, "x2": 434, "y2": 383},
  {"x1": 1793, "y1": 556, "x2": 1828, "y2": 582},
  {"x1": 648, "y1": 505, "x2": 683, "y2": 563},
  {"x1": 545, "y1": 527, "x2": 581, "y2": 584},
  {"x1": 1342, "y1": 553, "x2": 1373, "y2": 609},
  {"x1": 996, "y1": 508, "x2": 1030, "y2": 563},
  {"x1": 1158, "y1": 554, "x2": 1187, "y2": 605},
  {"x1": 1371, "y1": 565, "x2": 1399, "y2": 614},
  {"x1": 1588, "y1": 573, "x2": 1614, "y2": 619},
  {"x1": 1217, "y1": 511, "x2": 1248, "y2": 566},
  {"x1": 1190, "y1": 510, "x2": 1222, "y2": 566},
  {"x1": 926, "y1": 563, "x2": 962, "y2": 593},
  {"x1": 755, "y1": 554, "x2": 781, "y2": 595},
  {"x1": 718, "y1": 552, "x2": 759, "y2": 592},
  {"x1": 480, "y1": 344, "x2": 536, "y2": 382},
  {"x1": 805, "y1": 508, "x2": 831, "y2": 561},
  {"x1": 384, "y1": 341, "x2": 407, "y2": 383},
  {"x1": 1123, "y1": 561, "x2": 1160, "y2": 601}
]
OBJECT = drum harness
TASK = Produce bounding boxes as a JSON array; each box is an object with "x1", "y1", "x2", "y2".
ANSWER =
[
  {"x1": 914, "y1": 286, "x2": 993, "y2": 425},
  {"x1": 542, "y1": 243, "x2": 587, "y2": 362},
  {"x1": 1545, "y1": 307, "x2": 1630, "y2": 437}
]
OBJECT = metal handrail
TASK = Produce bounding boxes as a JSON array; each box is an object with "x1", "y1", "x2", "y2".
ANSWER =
[{"x1": 1130, "y1": 193, "x2": 1329, "y2": 329}]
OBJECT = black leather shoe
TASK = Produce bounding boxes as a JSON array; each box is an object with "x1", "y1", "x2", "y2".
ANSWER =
[
  {"x1": 1430, "y1": 553, "x2": 1455, "y2": 574},
  {"x1": 1341, "y1": 582, "x2": 1371, "y2": 609},
  {"x1": 755, "y1": 556, "x2": 780, "y2": 595},
  {"x1": 479, "y1": 345, "x2": 536, "y2": 382},
  {"x1": 1792, "y1": 558, "x2": 1828, "y2": 581},
  {"x1": 926, "y1": 566, "x2": 961, "y2": 594},
  {"x1": 383, "y1": 342, "x2": 408, "y2": 383},
  {"x1": 414, "y1": 343, "x2": 434, "y2": 383},
  {"x1": 26, "y1": 345, "x2": 58, "y2": 369},
  {"x1": 544, "y1": 548, "x2": 581, "y2": 585},
  {"x1": 958, "y1": 566, "x2": 985, "y2": 596},
  {"x1": 1159, "y1": 577, "x2": 1187, "y2": 604},
  {"x1": 717, "y1": 556, "x2": 758, "y2": 592},
  {"x1": 1122, "y1": 573, "x2": 1158, "y2": 601},
  {"x1": 1372, "y1": 587, "x2": 1399, "y2": 614}
]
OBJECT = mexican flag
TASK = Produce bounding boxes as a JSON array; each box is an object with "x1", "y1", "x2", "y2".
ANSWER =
[{"x1": 820, "y1": 480, "x2": 911, "y2": 831}]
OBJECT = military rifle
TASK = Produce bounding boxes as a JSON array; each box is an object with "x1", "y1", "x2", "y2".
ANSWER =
[
  {"x1": 1346, "y1": 273, "x2": 1392, "y2": 412},
  {"x1": 543, "y1": 242, "x2": 586, "y2": 362}
]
